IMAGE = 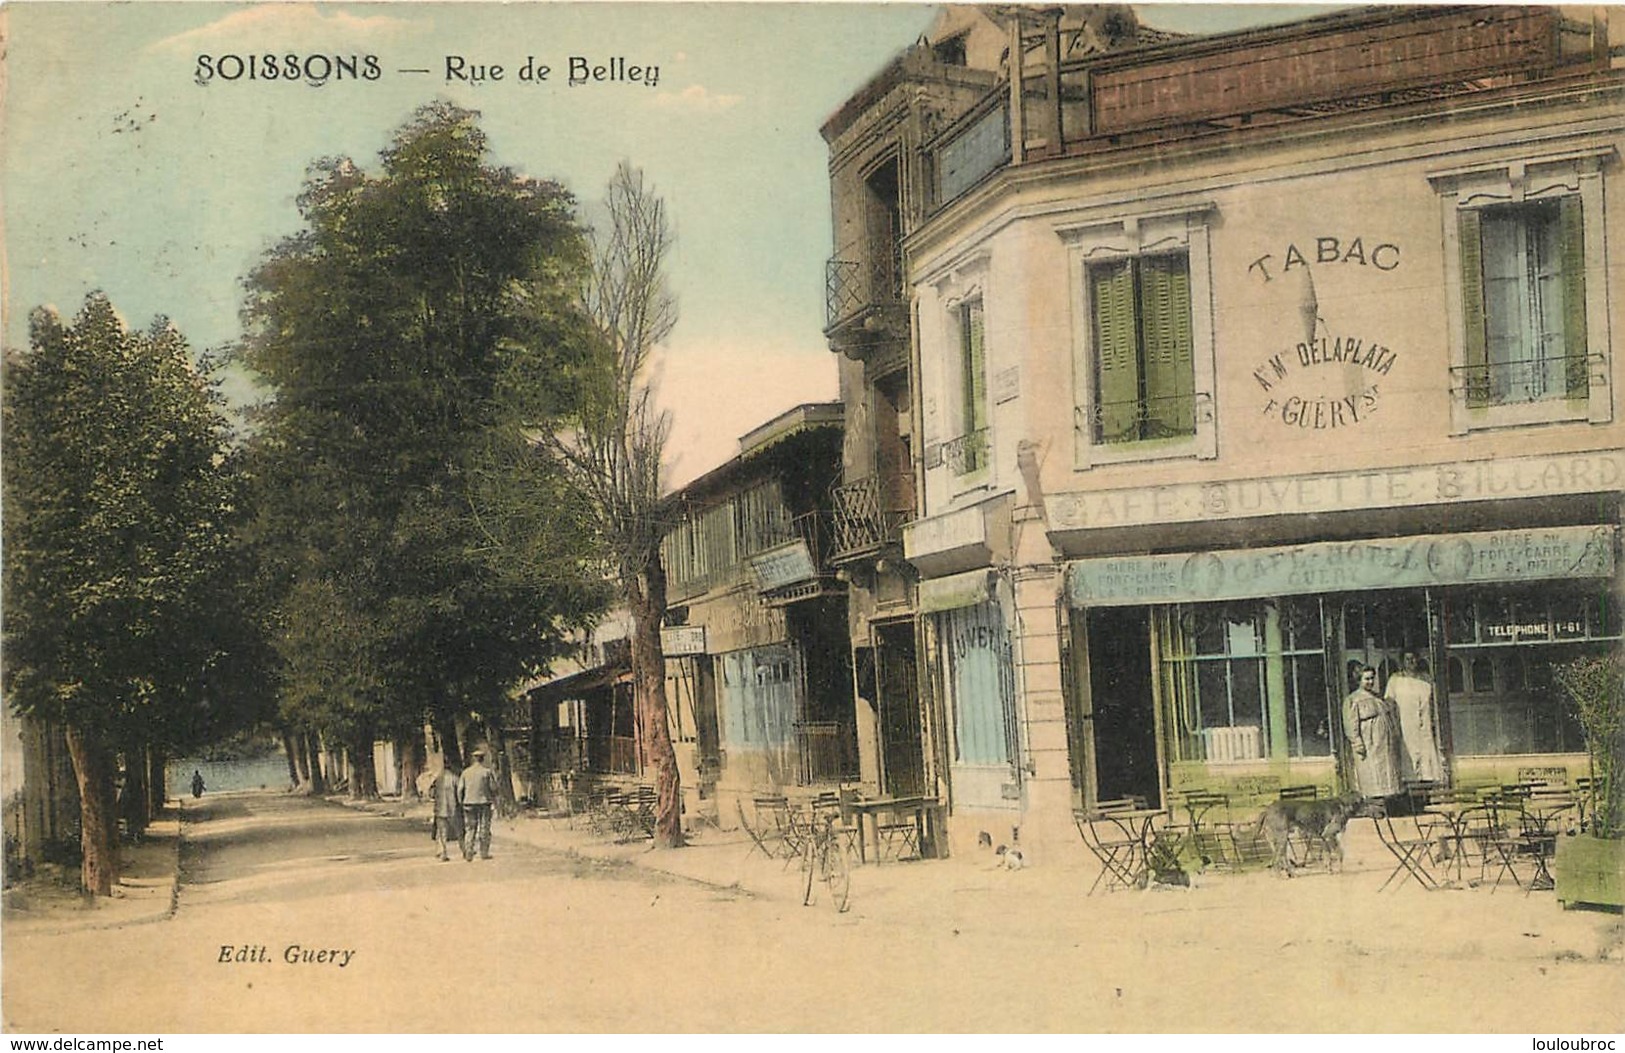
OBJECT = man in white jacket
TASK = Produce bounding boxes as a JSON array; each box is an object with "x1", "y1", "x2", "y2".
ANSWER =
[{"x1": 1386, "y1": 652, "x2": 1445, "y2": 785}]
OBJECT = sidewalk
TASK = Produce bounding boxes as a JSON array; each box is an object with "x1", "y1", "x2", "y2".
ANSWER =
[
  {"x1": 348, "y1": 793, "x2": 1625, "y2": 970},
  {"x1": 1, "y1": 807, "x2": 182, "y2": 935}
]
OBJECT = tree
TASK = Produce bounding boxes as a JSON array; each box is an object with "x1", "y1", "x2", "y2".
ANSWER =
[
  {"x1": 3, "y1": 294, "x2": 250, "y2": 893},
  {"x1": 238, "y1": 103, "x2": 604, "y2": 793},
  {"x1": 543, "y1": 162, "x2": 683, "y2": 847}
]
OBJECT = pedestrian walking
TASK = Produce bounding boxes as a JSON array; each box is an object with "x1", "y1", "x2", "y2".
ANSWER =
[
  {"x1": 191, "y1": 770, "x2": 206, "y2": 798},
  {"x1": 459, "y1": 748, "x2": 499, "y2": 861},
  {"x1": 430, "y1": 762, "x2": 464, "y2": 862}
]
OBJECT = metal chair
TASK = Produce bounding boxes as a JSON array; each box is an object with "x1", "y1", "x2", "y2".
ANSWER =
[
  {"x1": 1075, "y1": 796, "x2": 1151, "y2": 894},
  {"x1": 1373, "y1": 808, "x2": 1443, "y2": 891},
  {"x1": 737, "y1": 794, "x2": 797, "y2": 862},
  {"x1": 1168, "y1": 789, "x2": 1234, "y2": 869},
  {"x1": 874, "y1": 804, "x2": 922, "y2": 862}
]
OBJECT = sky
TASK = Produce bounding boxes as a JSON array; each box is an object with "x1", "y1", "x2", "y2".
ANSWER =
[{"x1": 2, "y1": 1, "x2": 1343, "y2": 487}]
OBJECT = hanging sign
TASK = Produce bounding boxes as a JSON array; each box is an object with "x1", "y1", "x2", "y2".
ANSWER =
[
  {"x1": 748, "y1": 540, "x2": 817, "y2": 591},
  {"x1": 660, "y1": 626, "x2": 707, "y2": 656}
]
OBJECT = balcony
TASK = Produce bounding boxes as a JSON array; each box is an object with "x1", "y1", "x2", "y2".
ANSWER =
[
  {"x1": 752, "y1": 511, "x2": 847, "y2": 607},
  {"x1": 825, "y1": 255, "x2": 908, "y2": 354},
  {"x1": 1451, "y1": 354, "x2": 1593, "y2": 409},
  {"x1": 831, "y1": 474, "x2": 914, "y2": 560},
  {"x1": 1083, "y1": 392, "x2": 1211, "y2": 445}
]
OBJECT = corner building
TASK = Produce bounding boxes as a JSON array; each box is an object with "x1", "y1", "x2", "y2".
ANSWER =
[{"x1": 829, "y1": 4, "x2": 1625, "y2": 862}]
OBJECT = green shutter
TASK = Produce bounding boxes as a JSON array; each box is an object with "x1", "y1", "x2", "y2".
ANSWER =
[
  {"x1": 1139, "y1": 254, "x2": 1195, "y2": 437},
  {"x1": 1091, "y1": 261, "x2": 1140, "y2": 443},
  {"x1": 1559, "y1": 195, "x2": 1589, "y2": 400},
  {"x1": 1458, "y1": 209, "x2": 1488, "y2": 408},
  {"x1": 960, "y1": 300, "x2": 988, "y2": 471}
]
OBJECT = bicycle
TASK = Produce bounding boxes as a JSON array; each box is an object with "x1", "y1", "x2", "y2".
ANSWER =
[{"x1": 795, "y1": 807, "x2": 853, "y2": 913}]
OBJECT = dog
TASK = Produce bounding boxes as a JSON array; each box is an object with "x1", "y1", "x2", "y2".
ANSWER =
[
  {"x1": 1245, "y1": 793, "x2": 1368, "y2": 876},
  {"x1": 994, "y1": 844, "x2": 1026, "y2": 870}
]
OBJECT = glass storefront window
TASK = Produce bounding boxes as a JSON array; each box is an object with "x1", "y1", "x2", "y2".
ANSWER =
[
  {"x1": 1441, "y1": 585, "x2": 1616, "y2": 756},
  {"x1": 1159, "y1": 597, "x2": 1331, "y2": 762},
  {"x1": 940, "y1": 601, "x2": 1017, "y2": 768}
]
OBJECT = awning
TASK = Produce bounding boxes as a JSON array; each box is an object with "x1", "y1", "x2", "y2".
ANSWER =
[
  {"x1": 523, "y1": 662, "x2": 630, "y2": 703},
  {"x1": 1066, "y1": 524, "x2": 1617, "y2": 608},
  {"x1": 918, "y1": 567, "x2": 997, "y2": 614}
]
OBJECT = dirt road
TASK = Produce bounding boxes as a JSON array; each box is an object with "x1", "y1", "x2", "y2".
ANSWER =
[{"x1": 3, "y1": 791, "x2": 1621, "y2": 1033}]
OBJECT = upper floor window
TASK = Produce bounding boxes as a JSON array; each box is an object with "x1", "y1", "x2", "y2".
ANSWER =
[
  {"x1": 1088, "y1": 252, "x2": 1195, "y2": 444},
  {"x1": 1430, "y1": 149, "x2": 1613, "y2": 433},
  {"x1": 955, "y1": 298, "x2": 990, "y2": 476},
  {"x1": 1057, "y1": 203, "x2": 1217, "y2": 468},
  {"x1": 1460, "y1": 197, "x2": 1587, "y2": 408}
]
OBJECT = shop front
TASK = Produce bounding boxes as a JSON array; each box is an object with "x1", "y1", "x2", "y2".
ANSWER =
[
  {"x1": 1065, "y1": 524, "x2": 1618, "y2": 807},
  {"x1": 920, "y1": 568, "x2": 1021, "y2": 819}
]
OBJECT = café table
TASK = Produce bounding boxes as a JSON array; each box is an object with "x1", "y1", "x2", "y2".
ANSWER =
[
  {"x1": 1075, "y1": 805, "x2": 1168, "y2": 894},
  {"x1": 844, "y1": 795, "x2": 942, "y2": 864}
]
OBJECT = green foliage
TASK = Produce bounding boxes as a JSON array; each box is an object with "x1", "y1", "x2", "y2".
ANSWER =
[
  {"x1": 1554, "y1": 653, "x2": 1624, "y2": 839},
  {"x1": 238, "y1": 102, "x2": 606, "y2": 746},
  {"x1": 3, "y1": 293, "x2": 262, "y2": 750}
]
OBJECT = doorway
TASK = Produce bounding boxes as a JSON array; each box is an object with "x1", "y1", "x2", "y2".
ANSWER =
[
  {"x1": 1086, "y1": 606, "x2": 1161, "y2": 806},
  {"x1": 1339, "y1": 594, "x2": 1430, "y2": 695},
  {"x1": 874, "y1": 620, "x2": 925, "y2": 796}
]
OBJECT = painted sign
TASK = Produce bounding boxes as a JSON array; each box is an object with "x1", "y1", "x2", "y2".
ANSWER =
[
  {"x1": 748, "y1": 540, "x2": 817, "y2": 591},
  {"x1": 1047, "y1": 450, "x2": 1625, "y2": 532},
  {"x1": 660, "y1": 625, "x2": 707, "y2": 656},
  {"x1": 1251, "y1": 334, "x2": 1399, "y2": 431},
  {"x1": 1247, "y1": 236, "x2": 1401, "y2": 282},
  {"x1": 904, "y1": 503, "x2": 987, "y2": 561},
  {"x1": 1067, "y1": 525, "x2": 1617, "y2": 607},
  {"x1": 1090, "y1": 7, "x2": 1555, "y2": 135}
]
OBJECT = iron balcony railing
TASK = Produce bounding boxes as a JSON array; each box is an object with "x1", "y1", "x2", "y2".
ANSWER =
[
  {"x1": 831, "y1": 474, "x2": 914, "y2": 556},
  {"x1": 826, "y1": 252, "x2": 904, "y2": 330},
  {"x1": 1450, "y1": 354, "x2": 1593, "y2": 408},
  {"x1": 1081, "y1": 392, "x2": 1211, "y2": 445}
]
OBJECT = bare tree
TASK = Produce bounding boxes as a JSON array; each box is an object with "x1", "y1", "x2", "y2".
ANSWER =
[{"x1": 549, "y1": 162, "x2": 683, "y2": 847}]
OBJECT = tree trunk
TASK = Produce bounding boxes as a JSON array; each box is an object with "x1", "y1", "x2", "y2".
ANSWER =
[
  {"x1": 432, "y1": 713, "x2": 463, "y2": 770},
  {"x1": 280, "y1": 729, "x2": 301, "y2": 791},
  {"x1": 397, "y1": 732, "x2": 424, "y2": 802},
  {"x1": 348, "y1": 734, "x2": 378, "y2": 799},
  {"x1": 64, "y1": 725, "x2": 118, "y2": 895},
  {"x1": 147, "y1": 749, "x2": 167, "y2": 814},
  {"x1": 630, "y1": 554, "x2": 682, "y2": 847},
  {"x1": 121, "y1": 744, "x2": 149, "y2": 839},
  {"x1": 304, "y1": 733, "x2": 326, "y2": 795},
  {"x1": 22, "y1": 718, "x2": 80, "y2": 870},
  {"x1": 481, "y1": 718, "x2": 519, "y2": 817}
]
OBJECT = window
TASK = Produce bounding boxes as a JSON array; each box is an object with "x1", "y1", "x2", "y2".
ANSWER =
[
  {"x1": 1089, "y1": 252, "x2": 1195, "y2": 444},
  {"x1": 719, "y1": 645, "x2": 799, "y2": 750},
  {"x1": 952, "y1": 298, "x2": 989, "y2": 475},
  {"x1": 1430, "y1": 150, "x2": 1612, "y2": 432},
  {"x1": 1159, "y1": 597, "x2": 1332, "y2": 762},
  {"x1": 1441, "y1": 586, "x2": 1619, "y2": 755},
  {"x1": 1056, "y1": 203, "x2": 1217, "y2": 466},
  {"x1": 941, "y1": 600, "x2": 1016, "y2": 766},
  {"x1": 1460, "y1": 198, "x2": 1587, "y2": 407}
]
